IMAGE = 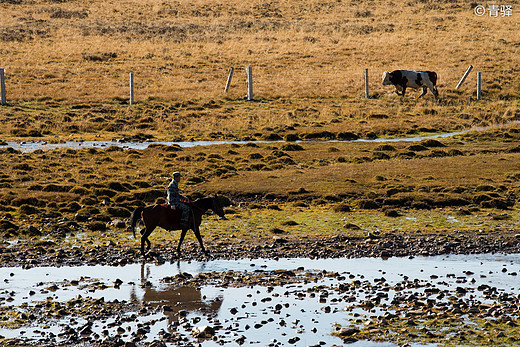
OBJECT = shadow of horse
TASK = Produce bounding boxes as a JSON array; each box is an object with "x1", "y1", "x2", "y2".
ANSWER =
[{"x1": 128, "y1": 196, "x2": 226, "y2": 258}]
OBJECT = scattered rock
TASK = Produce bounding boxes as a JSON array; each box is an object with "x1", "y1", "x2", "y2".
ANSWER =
[
  {"x1": 343, "y1": 223, "x2": 361, "y2": 230},
  {"x1": 111, "y1": 220, "x2": 126, "y2": 228},
  {"x1": 338, "y1": 327, "x2": 360, "y2": 337},
  {"x1": 288, "y1": 336, "x2": 300, "y2": 344},
  {"x1": 191, "y1": 325, "x2": 215, "y2": 338}
]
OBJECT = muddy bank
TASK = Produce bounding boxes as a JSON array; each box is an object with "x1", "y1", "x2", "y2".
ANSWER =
[{"x1": 1, "y1": 231, "x2": 519, "y2": 269}]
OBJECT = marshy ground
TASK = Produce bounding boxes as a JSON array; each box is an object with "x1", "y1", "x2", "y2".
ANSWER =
[{"x1": 1, "y1": 121, "x2": 520, "y2": 346}]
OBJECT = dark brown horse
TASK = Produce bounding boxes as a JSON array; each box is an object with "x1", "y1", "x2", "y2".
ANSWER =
[{"x1": 128, "y1": 196, "x2": 226, "y2": 257}]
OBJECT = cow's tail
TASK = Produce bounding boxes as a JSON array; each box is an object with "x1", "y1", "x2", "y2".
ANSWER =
[
  {"x1": 427, "y1": 71, "x2": 438, "y2": 87},
  {"x1": 128, "y1": 206, "x2": 144, "y2": 239}
]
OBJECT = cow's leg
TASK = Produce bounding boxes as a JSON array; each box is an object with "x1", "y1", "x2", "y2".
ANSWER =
[
  {"x1": 395, "y1": 85, "x2": 404, "y2": 96},
  {"x1": 424, "y1": 81, "x2": 439, "y2": 99},
  {"x1": 418, "y1": 87, "x2": 427, "y2": 98},
  {"x1": 401, "y1": 86, "x2": 406, "y2": 97},
  {"x1": 432, "y1": 86, "x2": 439, "y2": 98}
]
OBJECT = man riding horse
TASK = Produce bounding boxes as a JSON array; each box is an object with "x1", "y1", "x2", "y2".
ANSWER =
[
  {"x1": 128, "y1": 171, "x2": 228, "y2": 257},
  {"x1": 167, "y1": 172, "x2": 190, "y2": 228}
]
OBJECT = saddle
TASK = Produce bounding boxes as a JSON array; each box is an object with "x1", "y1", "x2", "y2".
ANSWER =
[{"x1": 162, "y1": 203, "x2": 189, "y2": 227}]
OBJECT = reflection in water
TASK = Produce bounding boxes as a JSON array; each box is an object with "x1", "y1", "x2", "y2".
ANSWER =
[
  {"x1": 136, "y1": 262, "x2": 223, "y2": 328},
  {"x1": 0, "y1": 255, "x2": 519, "y2": 345}
]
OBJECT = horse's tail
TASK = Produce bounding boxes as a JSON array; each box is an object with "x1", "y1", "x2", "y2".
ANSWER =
[{"x1": 128, "y1": 206, "x2": 145, "y2": 239}]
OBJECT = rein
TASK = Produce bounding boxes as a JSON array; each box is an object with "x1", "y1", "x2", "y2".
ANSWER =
[{"x1": 186, "y1": 198, "x2": 207, "y2": 213}]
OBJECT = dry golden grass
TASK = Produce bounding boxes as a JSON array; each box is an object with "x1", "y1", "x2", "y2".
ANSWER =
[
  {"x1": 0, "y1": 0, "x2": 519, "y2": 103},
  {"x1": 201, "y1": 135, "x2": 520, "y2": 198},
  {"x1": 0, "y1": 96, "x2": 518, "y2": 143},
  {"x1": 0, "y1": 0, "x2": 518, "y2": 144}
]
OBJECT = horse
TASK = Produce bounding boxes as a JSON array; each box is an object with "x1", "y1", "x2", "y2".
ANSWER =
[{"x1": 128, "y1": 196, "x2": 226, "y2": 257}]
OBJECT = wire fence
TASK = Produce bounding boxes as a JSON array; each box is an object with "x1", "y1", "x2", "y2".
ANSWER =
[{"x1": 0, "y1": 65, "x2": 484, "y2": 105}]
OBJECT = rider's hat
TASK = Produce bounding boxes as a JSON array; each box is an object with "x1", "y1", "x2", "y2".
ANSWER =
[{"x1": 172, "y1": 171, "x2": 182, "y2": 177}]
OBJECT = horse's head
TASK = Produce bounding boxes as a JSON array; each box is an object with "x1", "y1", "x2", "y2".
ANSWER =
[{"x1": 211, "y1": 196, "x2": 227, "y2": 220}]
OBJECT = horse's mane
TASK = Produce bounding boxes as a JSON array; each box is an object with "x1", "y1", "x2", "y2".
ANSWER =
[{"x1": 191, "y1": 196, "x2": 214, "y2": 209}]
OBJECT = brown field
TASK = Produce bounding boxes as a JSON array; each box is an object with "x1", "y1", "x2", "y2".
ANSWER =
[
  {"x1": 0, "y1": 0, "x2": 519, "y2": 144},
  {"x1": 1, "y1": 0, "x2": 519, "y2": 103},
  {"x1": 0, "y1": 0, "x2": 519, "y2": 241}
]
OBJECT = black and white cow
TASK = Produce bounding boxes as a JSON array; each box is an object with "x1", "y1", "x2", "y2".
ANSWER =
[{"x1": 382, "y1": 70, "x2": 439, "y2": 98}]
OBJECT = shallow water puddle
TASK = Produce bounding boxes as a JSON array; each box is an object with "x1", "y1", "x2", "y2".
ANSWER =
[
  {"x1": 0, "y1": 132, "x2": 465, "y2": 153},
  {"x1": 1, "y1": 254, "x2": 519, "y2": 346},
  {"x1": 2, "y1": 122, "x2": 517, "y2": 153}
]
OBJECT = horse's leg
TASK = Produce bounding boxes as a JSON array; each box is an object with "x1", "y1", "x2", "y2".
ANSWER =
[
  {"x1": 140, "y1": 228, "x2": 148, "y2": 256},
  {"x1": 193, "y1": 225, "x2": 207, "y2": 255},
  {"x1": 177, "y1": 229, "x2": 187, "y2": 257},
  {"x1": 140, "y1": 227, "x2": 154, "y2": 257}
]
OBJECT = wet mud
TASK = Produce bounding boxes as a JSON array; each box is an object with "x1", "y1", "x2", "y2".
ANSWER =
[{"x1": 1, "y1": 230, "x2": 519, "y2": 268}]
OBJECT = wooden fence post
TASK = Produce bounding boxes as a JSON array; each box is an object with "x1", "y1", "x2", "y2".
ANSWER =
[
  {"x1": 0, "y1": 68, "x2": 6, "y2": 106},
  {"x1": 246, "y1": 66, "x2": 253, "y2": 101},
  {"x1": 364, "y1": 68, "x2": 369, "y2": 99},
  {"x1": 129, "y1": 72, "x2": 134, "y2": 105},
  {"x1": 477, "y1": 71, "x2": 482, "y2": 100},
  {"x1": 456, "y1": 65, "x2": 473, "y2": 89},
  {"x1": 225, "y1": 67, "x2": 234, "y2": 92}
]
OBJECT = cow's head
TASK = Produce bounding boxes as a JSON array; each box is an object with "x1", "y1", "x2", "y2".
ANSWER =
[{"x1": 382, "y1": 71, "x2": 393, "y2": 85}]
